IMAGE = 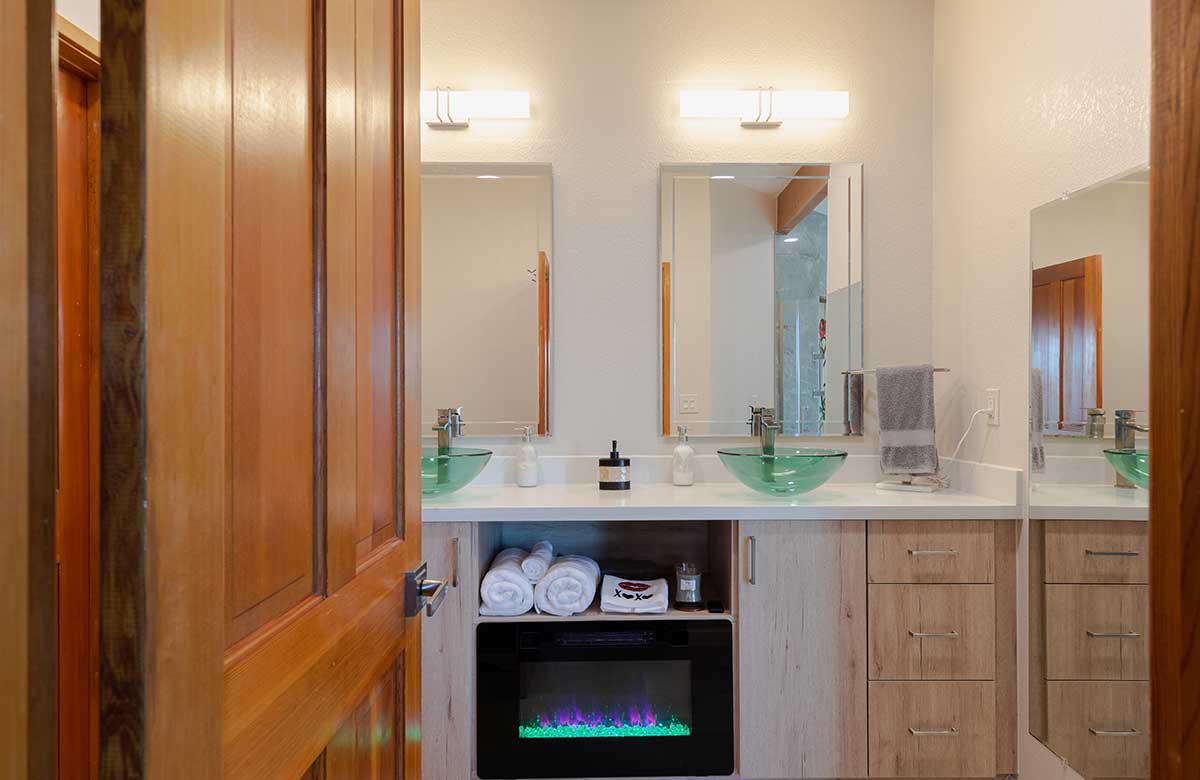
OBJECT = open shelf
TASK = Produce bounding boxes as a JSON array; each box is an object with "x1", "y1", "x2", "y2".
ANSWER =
[{"x1": 475, "y1": 592, "x2": 732, "y2": 624}]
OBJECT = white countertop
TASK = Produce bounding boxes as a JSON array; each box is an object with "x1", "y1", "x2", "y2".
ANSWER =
[
  {"x1": 1029, "y1": 483, "x2": 1148, "y2": 521},
  {"x1": 422, "y1": 482, "x2": 1020, "y2": 523}
]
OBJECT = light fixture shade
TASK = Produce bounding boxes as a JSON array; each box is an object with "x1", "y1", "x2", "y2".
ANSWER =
[
  {"x1": 420, "y1": 90, "x2": 530, "y2": 121},
  {"x1": 679, "y1": 89, "x2": 849, "y2": 120}
]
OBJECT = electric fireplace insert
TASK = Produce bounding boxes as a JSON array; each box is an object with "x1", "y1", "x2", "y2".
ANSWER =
[{"x1": 477, "y1": 619, "x2": 734, "y2": 778}]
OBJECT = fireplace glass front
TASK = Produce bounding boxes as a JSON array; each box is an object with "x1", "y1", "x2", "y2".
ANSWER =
[{"x1": 477, "y1": 620, "x2": 733, "y2": 778}]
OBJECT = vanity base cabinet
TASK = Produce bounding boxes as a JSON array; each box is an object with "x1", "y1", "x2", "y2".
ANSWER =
[
  {"x1": 1047, "y1": 681, "x2": 1150, "y2": 779},
  {"x1": 737, "y1": 520, "x2": 868, "y2": 779},
  {"x1": 421, "y1": 523, "x2": 474, "y2": 780},
  {"x1": 867, "y1": 681, "x2": 996, "y2": 778}
]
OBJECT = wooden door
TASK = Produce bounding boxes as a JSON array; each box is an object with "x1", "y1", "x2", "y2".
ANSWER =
[
  {"x1": 55, "y1": 18, "x2": 101, "y2": 780},
  {"x1": 1032, "y1": 256, "x2": 1102, "y2": 430},
  {"x1": 98, "y1": 0, "x2": 426, "y2": 778},
  {"x1": 737, "y1": 520, "x2": 867, "y2": 778}
]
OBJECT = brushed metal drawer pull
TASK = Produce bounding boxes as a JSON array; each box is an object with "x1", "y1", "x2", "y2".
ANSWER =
[
  {"x1": 909, "y1": 727, "x2": 959, "y2": 737},
  {"x1": 1085, "y1": 549, "x2": 1139, "y2": 557},
  {"x1": 450, "y1": 537, "x2": 460, "y2": 588},
  {"x1": 1089, "y1": 728, "x2": 1140, "y2": 737},
  {"x1": 747, "y1": 536, "x2": 758, "y2": 585},
  {"x1": 1086, "y1": 630, "x2": 1142, "y2": 638},
  {"x1": 910, "y1": 630, "x2": 960, "y2": 638},
  {"x1": 908, "y1": 549, "x2": 958, "y2": 556}
]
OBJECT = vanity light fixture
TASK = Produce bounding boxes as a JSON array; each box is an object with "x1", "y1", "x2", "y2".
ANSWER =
[
  {"x1": 679, "y1": 88, "x2": 849, "y2": 128},
  {"x1": 421, "y1": 88, "x2": 531, "y2": 129}
]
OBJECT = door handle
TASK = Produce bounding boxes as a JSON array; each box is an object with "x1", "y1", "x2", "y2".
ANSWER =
[
  {"x1": 404, "y1": 562, "x2": 449, "y2": 618},
  {"x1": 746, "y1": 536, "x2": 757, "y2": 585},
  {"x1": 450, "y1": 536, "x2": 460, "y2": 588}
]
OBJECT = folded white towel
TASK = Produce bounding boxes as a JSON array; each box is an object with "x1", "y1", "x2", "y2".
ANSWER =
[
  {"x1": 479, "y1": 548, "x2": 535, "y2": 616},
  {"x1": 600, "y1": 575, "x2": 669, "y2": 614},
  {"x1": 534, "y1": 555, "x2": 601, "y2": 616},
  {"x1": 521, "y1": 540, "x2": 555, "y2": 583}
]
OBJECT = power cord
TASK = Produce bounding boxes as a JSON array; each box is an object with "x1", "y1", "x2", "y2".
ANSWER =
[{"x1": 932, "y1": 407, "x2": 990, "y2": 489}]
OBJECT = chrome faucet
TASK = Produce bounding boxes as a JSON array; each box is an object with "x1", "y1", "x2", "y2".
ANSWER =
[
  {"x1": 1114, "y1": 409, "x2": 1149, "y2": 488},
  {"x1": 433, "y1": 407, "x2": 464, "y2": 450},
  {"x1": 747, "y1": 405, "x2": 781, "y2": 456}
]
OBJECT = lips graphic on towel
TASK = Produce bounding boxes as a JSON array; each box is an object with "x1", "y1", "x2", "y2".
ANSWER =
[{"x1": 618, "y1": 581, "x2": 650, "y2": 592}]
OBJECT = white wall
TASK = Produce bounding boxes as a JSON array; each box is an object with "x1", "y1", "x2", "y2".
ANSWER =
[
  {"x1": 59, "y1": 0, "x2": 100, "y2": 40},
  {"x1": 1031, "y1": 177, "x2": 1150, "y2": 425},
  {"x1": 931, "y1": 3, "x2": 1149, "y2": 779},
  {"x1": 422, "y1": 0, "x2": 935, "y2": 456}
]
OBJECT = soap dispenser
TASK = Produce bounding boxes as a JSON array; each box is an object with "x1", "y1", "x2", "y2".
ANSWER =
[
  {"x1": 672, "y1": 425, "x2": 695, "y2": 486},
  {"x1": 516, "y1": 426, "x2": 539, "y2": 487}
]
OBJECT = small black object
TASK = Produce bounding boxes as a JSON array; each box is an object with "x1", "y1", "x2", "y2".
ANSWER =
[
  {"x1": 598, "y1": 439, "x2": 631, "y2": 491},
  {"x1": 707, "y1": 599, "x2": 723, "y2": 614}
]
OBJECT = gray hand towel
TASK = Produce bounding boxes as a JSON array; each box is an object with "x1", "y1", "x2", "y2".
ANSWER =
[
  {"x1": 848, "y1": 372, "x2": 864, "y2": 436},
  {"x1": 1030, "y1": 368, "x2": 1046, "y2": 473},
  {"x1": 877, "y1": 364, "x2": 938, "y2": 476}
]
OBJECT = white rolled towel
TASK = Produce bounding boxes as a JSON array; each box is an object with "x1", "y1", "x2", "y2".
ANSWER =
[
  {"x1": 520, "y1": 540, "x2": 555, "y2": 582},
  {"x1": 479, "y1": 548, "x2": 535, "y2": 616},
  {"x1": 534, "y1": 555, "x2": 601, "y2": 616}
]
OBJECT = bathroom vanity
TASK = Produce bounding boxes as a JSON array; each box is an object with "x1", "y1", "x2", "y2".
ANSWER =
[{"x1": 421, "y1": 490, "x2": 1019, "y2": 780}]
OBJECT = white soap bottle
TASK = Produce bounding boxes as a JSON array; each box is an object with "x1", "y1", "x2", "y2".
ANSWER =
[
  {"x1": 672, "y1": 425, "x2": 695, "y2": 486},
  {"x1": 516, "y1": 426, "x2": 539, "y2": 487}
]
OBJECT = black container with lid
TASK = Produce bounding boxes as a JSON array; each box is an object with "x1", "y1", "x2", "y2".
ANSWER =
[{"x1": 598, "y1": 440, "x2": 631, "y2": 491}]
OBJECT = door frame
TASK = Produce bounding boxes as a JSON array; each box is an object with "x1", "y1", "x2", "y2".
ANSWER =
[
  {"x1": 2, "y1": 1, "x2": 59, "y2": 779},
  {"x1": 1150, "y1": 0, "x2": 1200, "y2": 778}
]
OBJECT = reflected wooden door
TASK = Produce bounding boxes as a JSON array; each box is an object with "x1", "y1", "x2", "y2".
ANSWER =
[
  {"x1": 98, "y1": 0, "x2": 424, "y2": 778},
  {"x1": 1032, "y1": 256, "x2": 1102, "y2": 430}
]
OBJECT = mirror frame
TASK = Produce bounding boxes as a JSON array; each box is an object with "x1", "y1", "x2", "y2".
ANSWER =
[
  {"x1": 421, "y1": 162, "x2": 554, "y2": 437},
  {"x1": 657, "y1": 162, "x2": 864, "y2": 438}
]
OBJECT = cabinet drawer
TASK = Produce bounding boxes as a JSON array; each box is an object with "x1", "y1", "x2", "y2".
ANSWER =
[
  {"x1": 1047, "y1": 681, "x2": 1149, "y2": 779},
  {"x1": 1045, "y1": 520, "x2": 1148, "y2": 583},
  {"x1": 869, "y1": 585, "x2": 995, "y2": 680},
  {"x1": 868, "y1": 521, "x2": 994, "y2": 583},
  {"x1": 868, "y1": 681, "x2": 996, "y2": 778},
  {"x1": 1045, "y1": 585, "x2": 1149, "y2": 681}
]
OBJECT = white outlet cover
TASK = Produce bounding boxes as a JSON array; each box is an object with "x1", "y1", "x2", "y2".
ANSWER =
[
  {"x1": 984, "y1": 388, "x2": 1000, "y2": 426},
  {"x1": 679, "y1": 394, "x2": 699, "y2": 414}
]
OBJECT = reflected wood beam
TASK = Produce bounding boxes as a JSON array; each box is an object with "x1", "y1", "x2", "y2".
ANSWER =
[
  {"x1": 661, "y1": 261, "x2": 671, "y2": 437},
  {"x1": 776, "y1": 164, "x2": 830, "y2": 235}
]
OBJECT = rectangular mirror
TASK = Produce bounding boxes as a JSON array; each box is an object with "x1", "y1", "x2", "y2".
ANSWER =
[
  {"x1": 1031, "y1": 166, "x2": 1150, "y2": 437},
  {"x1": 422, "y1": 163, "x2": 553, "y2": 436},
  {"x1": 659, "y1": 163, "x2": 863, "y2": 437}
]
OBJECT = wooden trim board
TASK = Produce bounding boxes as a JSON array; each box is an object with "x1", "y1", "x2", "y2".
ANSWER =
[{"x1": 1149, "y1": 0, "x2": 1200, "y2": 777}]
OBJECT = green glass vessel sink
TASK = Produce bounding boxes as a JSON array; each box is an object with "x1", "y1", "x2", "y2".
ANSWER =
[
  {"x1": 717, "y1": 447, "x2": 848, "y2": 496},
  {"x1": 1103, "y1": 448, "x2": 1150, "y2": 490},
  {"x1": 422, "y1": 447, "x2": 492, "y2": 496}
]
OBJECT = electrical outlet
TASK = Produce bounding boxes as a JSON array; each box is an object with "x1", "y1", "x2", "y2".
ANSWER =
[
  {"x1": 984, "y1": 388, "x2": 1000, "y2": 426},
  {"x1": 679, "y1": 394, "x2": 699, "y2": 415}
]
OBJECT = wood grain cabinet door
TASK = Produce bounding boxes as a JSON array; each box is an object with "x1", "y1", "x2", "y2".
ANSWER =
[
  {"x1": 1045, "y1": 584, "x2": 1150, "y2": 681},
  {"x1": 868, "y1": 681, "x2": 996, "y2": 778},
  {"x1": 98, "y1": 0, "x2": 426, "y2": 778},
  {"x1": 737, "y1": 520, "x2": 867, "y2": 778},
  {"x1": 869, "y1": 584, "x2": 995, "y2": 680},
  {"x1": 867, "y1": 521, "x2": 994, "y2": 584}
]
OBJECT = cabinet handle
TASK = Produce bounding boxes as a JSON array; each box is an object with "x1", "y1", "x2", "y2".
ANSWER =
[
  {"x1": 909, "y1": 727, "x2": 958, "y2": 736},
  {"x1": 1089, "y1": 728, "x2": 1140, "y2": 737},
  {"x1": 909, "y1": 630, "x2": 960, "y2": 638},
  {"x1": 1086, "y1": 630, "x2": 1141, "y2": 638},
  {"x1": 908, "y1": 549, "x2": 958, "y2": 556},
  {"x1": 450, "y1": 537, "x2": 460, "y2": 588},
  {"x1": 1085, "y1": 549, "x2": 1139, "y2": 557},
  {"x1": 747, "y1": 536, "x2": 757, "y2": 585}
]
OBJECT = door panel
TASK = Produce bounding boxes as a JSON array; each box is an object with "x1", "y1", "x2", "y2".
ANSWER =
[
  {"x1": 98, "y1": 0, "x2": 423, "y2": 778},
  {"x1": 228, "y1": 0, "x2": 318, "y2": 645},
  {"x1": 1031, "y1": 256, "x2": 1102, "y2": 430}
]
